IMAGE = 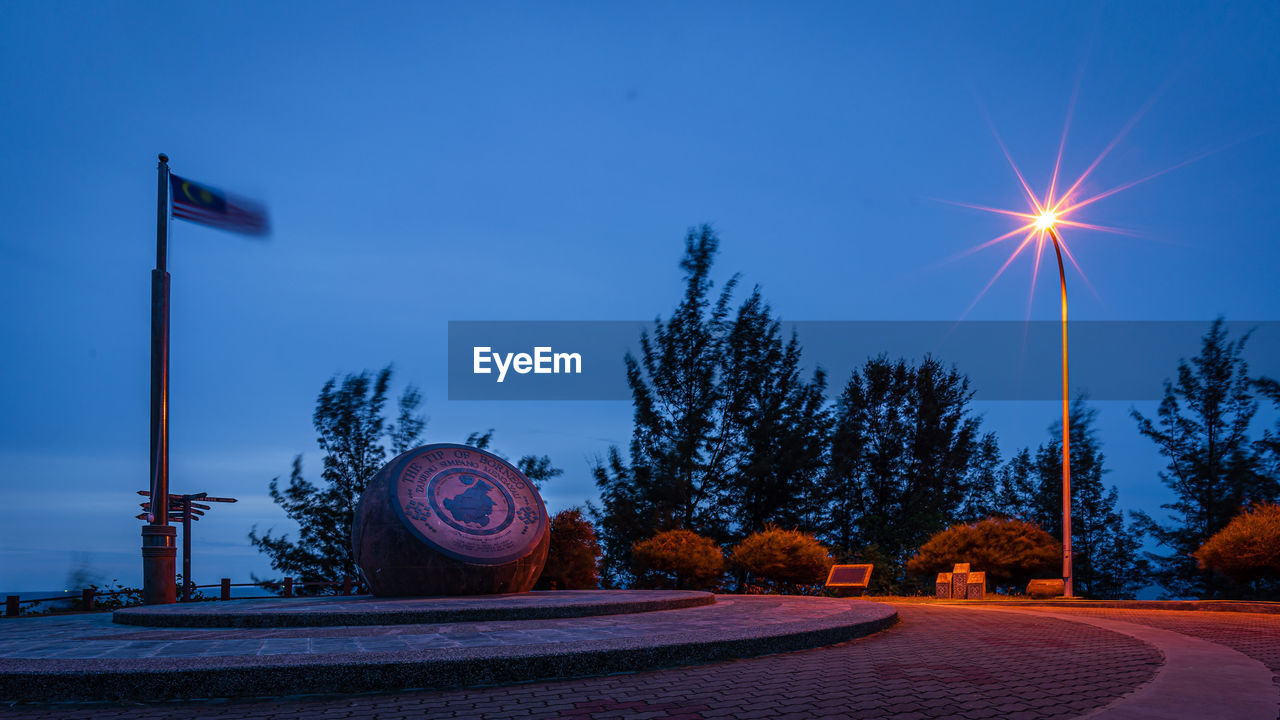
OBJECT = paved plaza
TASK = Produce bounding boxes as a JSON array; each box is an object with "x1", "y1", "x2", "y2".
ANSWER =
[
  {"x1": 0, "y1": 594, "x2": 895, "y2": 703},
  {"x1": 2, "y1": 599, "x2": 1279, "y2": 719}
]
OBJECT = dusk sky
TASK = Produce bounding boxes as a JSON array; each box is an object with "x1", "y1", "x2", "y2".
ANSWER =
[{"x1": 2, "y1": 2, "x2": 1278, "y2": 592}]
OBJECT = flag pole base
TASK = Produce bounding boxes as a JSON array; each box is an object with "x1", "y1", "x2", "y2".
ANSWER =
[{"x1": 141, "y1": 525, "x2": 176, "y2": 605}]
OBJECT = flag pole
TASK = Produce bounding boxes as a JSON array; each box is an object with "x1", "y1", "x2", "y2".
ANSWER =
[{"x1": 142, "y1": 153, "x2": 176, "y2": 605}]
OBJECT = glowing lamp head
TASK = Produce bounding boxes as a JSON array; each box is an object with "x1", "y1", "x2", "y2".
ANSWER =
[{"x1": 1035, "y1": 210, "x2": 1060, "y2": 231}]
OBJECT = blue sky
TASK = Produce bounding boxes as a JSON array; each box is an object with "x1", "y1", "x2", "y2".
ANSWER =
[{"x1": 2, "y1": 2, "x2": 1278, "y2": 591}]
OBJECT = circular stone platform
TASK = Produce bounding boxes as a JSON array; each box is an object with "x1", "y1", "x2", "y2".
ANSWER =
[
  {"x1": 112, "y1": 590, "x2": 715, "y2": 627},
  {"x1": 0, "y1": 593, "x2": 897, "y2": 703}
]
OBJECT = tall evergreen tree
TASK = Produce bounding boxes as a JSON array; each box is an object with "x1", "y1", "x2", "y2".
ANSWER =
[
  {"x1": 1085, "y1": 486, "x2": 1151, "y2": 599},
  {"x1": 1031, "y1": 442, "x2": 1067, "y2": 535},
  {"x1": 721, "y1": 290, "x2": 830, "y2": 537},
  {"x1": 591, "y1": 226, "x2": 828, "y2": 584},
  {"x1": 993, "y1": 447, "x2": 1038, "y2": 522},
  {"x1": 959, "y1": 432, "x2": 1003, "y2": 522},
  {"x1": 590, "y1": 447, "x2": 644, "y2": 586},
  {"x1": 825, "y1": 355, "x2": 982, "y2": 581},
  {"x1": 1256, "y1": 377, "x2": 1280, "y2": 483},
  {"x1": 249, "y1": 366, "x2": 425, "y2": 585},
  {"x1": 592, "y1": 226, "x2": 738, "y2": 582},
  {"x1": 1034, "y1": 396, "x2": 1149, "y2": 598},
  {"x1": 1132, "y1": 319, "x2": 1275, "y2": 598}
]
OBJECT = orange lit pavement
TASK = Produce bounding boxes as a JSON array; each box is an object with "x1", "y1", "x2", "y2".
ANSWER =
[{"x1": 4, "y1": 602, "x2": 1279, "y2": 719}]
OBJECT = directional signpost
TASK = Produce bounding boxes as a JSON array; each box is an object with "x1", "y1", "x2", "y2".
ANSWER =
[{"x1": 138, "y1": 491, "x2": 237, "y2": 601}]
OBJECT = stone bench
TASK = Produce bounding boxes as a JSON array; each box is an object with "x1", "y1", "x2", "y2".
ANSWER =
[{"x1": 1025, "y1": 578, "x2": 1065, "y2": 598}]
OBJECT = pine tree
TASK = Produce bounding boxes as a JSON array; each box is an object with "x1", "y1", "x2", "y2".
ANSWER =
[
  {"x1": 721, "y1": 289, "x2": 830, "y2": 537},
  {"x1": 1255, "y1": 377, "x2": 1280, "y2": 483},
  {"x1": 249, "y1": 366, "x2": 425, "y2": 586},
  {"x1": 959, "y1": 432, "x2": 1003, "y2": 522},
  {"x1": 590, "y1": 447, "x2": 645, "y2": 586},
  {"x1": 1087, "y1": 487, "x2": 1151, "y2": 599},
  {"x1": 1132, "y1": 319, "x2": 1275, "y2": 598},
  {"x1": 630, "y1": 225, "x2": 739, "y2": 534},
  {"x1": 825, "y1": 355, "x2": 982, "y2": 583},
  {"x1": 592, "y1": 226, "x2": 738, "y2": 583},
  {"x1": 993, "y1": 447, "x2": 1038, "y2": 522},
  {"x1": 1031, "y1": 442, "x2": 1066, "y2": 537},
  {"x1": 590, "y1": 226, "x2": 828, "y2": 584},
  {"x1": 1035, "y1": 396, "x2": 1148, "y2": 598}
]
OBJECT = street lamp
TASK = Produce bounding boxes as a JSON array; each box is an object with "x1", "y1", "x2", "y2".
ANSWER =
[
  {"x1": 952, "y1": 108, "x2": 1198, "y2": 599},
  {"x1": 946, "y1": 109, "x2": 1189, "y2": 600},
  {"x1": 1037, "y1": 211, "x2": 1073, "y2": 599}
]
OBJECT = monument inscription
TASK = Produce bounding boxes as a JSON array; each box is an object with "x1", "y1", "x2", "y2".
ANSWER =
[{"x1": 394, "y1": 447, "x2": 545, "y2": 565}]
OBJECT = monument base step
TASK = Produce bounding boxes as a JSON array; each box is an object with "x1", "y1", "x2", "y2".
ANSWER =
[
  {"x1": 0, "y1": 593, "x2": 897, "y2": 703},
  {"x1": 112, "y1": 589, "x2": 714, "y2": 627}
]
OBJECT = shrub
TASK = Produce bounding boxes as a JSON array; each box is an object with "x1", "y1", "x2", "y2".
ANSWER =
[
  {"x1": 78, "y1": 578, "x2": 144, "y2": 611},
  {"x1": 536, "y1": 508, "x2": 602, "y2": 590},
  {"x1": 906, "y1": 518, "x2": 1059, "y2": 591},
  {"x1": 730, "y1": 526, "x2": 833, "y2": 591},
  {"x1": 1194, "y1": 503, "x2": 1280, "y2": 583},
  {"x1": 631, "y1": 529, "x2": 724, "y2": 590}
]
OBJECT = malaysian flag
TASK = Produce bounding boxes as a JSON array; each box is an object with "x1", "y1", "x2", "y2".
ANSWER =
[{"x1": 170, "y1": 174, "x2": 269, "y2": 236}]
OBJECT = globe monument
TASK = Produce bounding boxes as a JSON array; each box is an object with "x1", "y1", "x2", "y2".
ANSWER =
[{"x1": 352, "y1": 443, "x2": 550, "y2": 596}]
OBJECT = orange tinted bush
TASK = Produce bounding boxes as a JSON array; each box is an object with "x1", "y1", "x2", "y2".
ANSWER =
[
  {"x1": 1194, "y1": 503, "x2": 1280, "y2": 582},
  {"x1": 730, "y1": 526, "x2": 833, "y2": 588},
  {"x1": 536, "y1": 508, "x2": 602, "y2": 590},
  {"x1": 906, "y1": 518, "x2": 1059, "y2": 588},
  {"x1": 631, "y1": 529, "x2": 724, "y2": 590}
]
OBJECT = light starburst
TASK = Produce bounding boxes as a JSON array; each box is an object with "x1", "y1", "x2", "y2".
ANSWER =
[
  {"x1": 944, "y1": 101, "x2": 1174, "y2": 316},
  {"x1": 1035, "y1": 210, "x2": 1059, "y2": 231}
]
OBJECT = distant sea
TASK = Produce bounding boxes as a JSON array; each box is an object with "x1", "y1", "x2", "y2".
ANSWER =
[
  {"x1": 2, "y1": 590, "x2": 81, "y2": 602},
  {"x1": 1, "y1": 590, "x2": 82, "y2": 611},
  {"x1": 2, "y1": 586, "x2": 270, "y2": 605}
]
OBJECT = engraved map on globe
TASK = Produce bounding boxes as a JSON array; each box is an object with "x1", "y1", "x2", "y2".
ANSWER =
[
  {"x1": 443, "y1": 477, "x2": 497, "y2": 526},
  {"x1": 393, "y1": 446, "x2": 548, "y2": 565}
]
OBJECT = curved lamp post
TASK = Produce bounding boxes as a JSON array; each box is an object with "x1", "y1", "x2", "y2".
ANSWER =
[
  {"x1": 956, "y1": 122, "x2": 1164, "y2": 600},
  {"x1": 1036, "y1": 211, "x2": 1073, "y2": 598}
]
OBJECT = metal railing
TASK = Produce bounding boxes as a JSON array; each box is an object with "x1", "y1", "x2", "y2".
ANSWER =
[
  {"x1": 4, "y1": 575, "x2": 360, "y2": 617},
  {"x1": 198, "y1": 576, "x2": 358, "y2": 601},
  {"x1": 3, "y1": 588, "x2": 140, "y2": 616}
]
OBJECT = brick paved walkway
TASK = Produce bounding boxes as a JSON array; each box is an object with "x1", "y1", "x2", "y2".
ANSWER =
[
  {"x1": 973, "y1": 606, "x2": 1279, "y2": 719},
  {"x1": 1013, "y1": 606, "x2": 1280, "y2": 701},
  {"x1": 0, "y1": 604, "x2": 1166, "y2": 719}
]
